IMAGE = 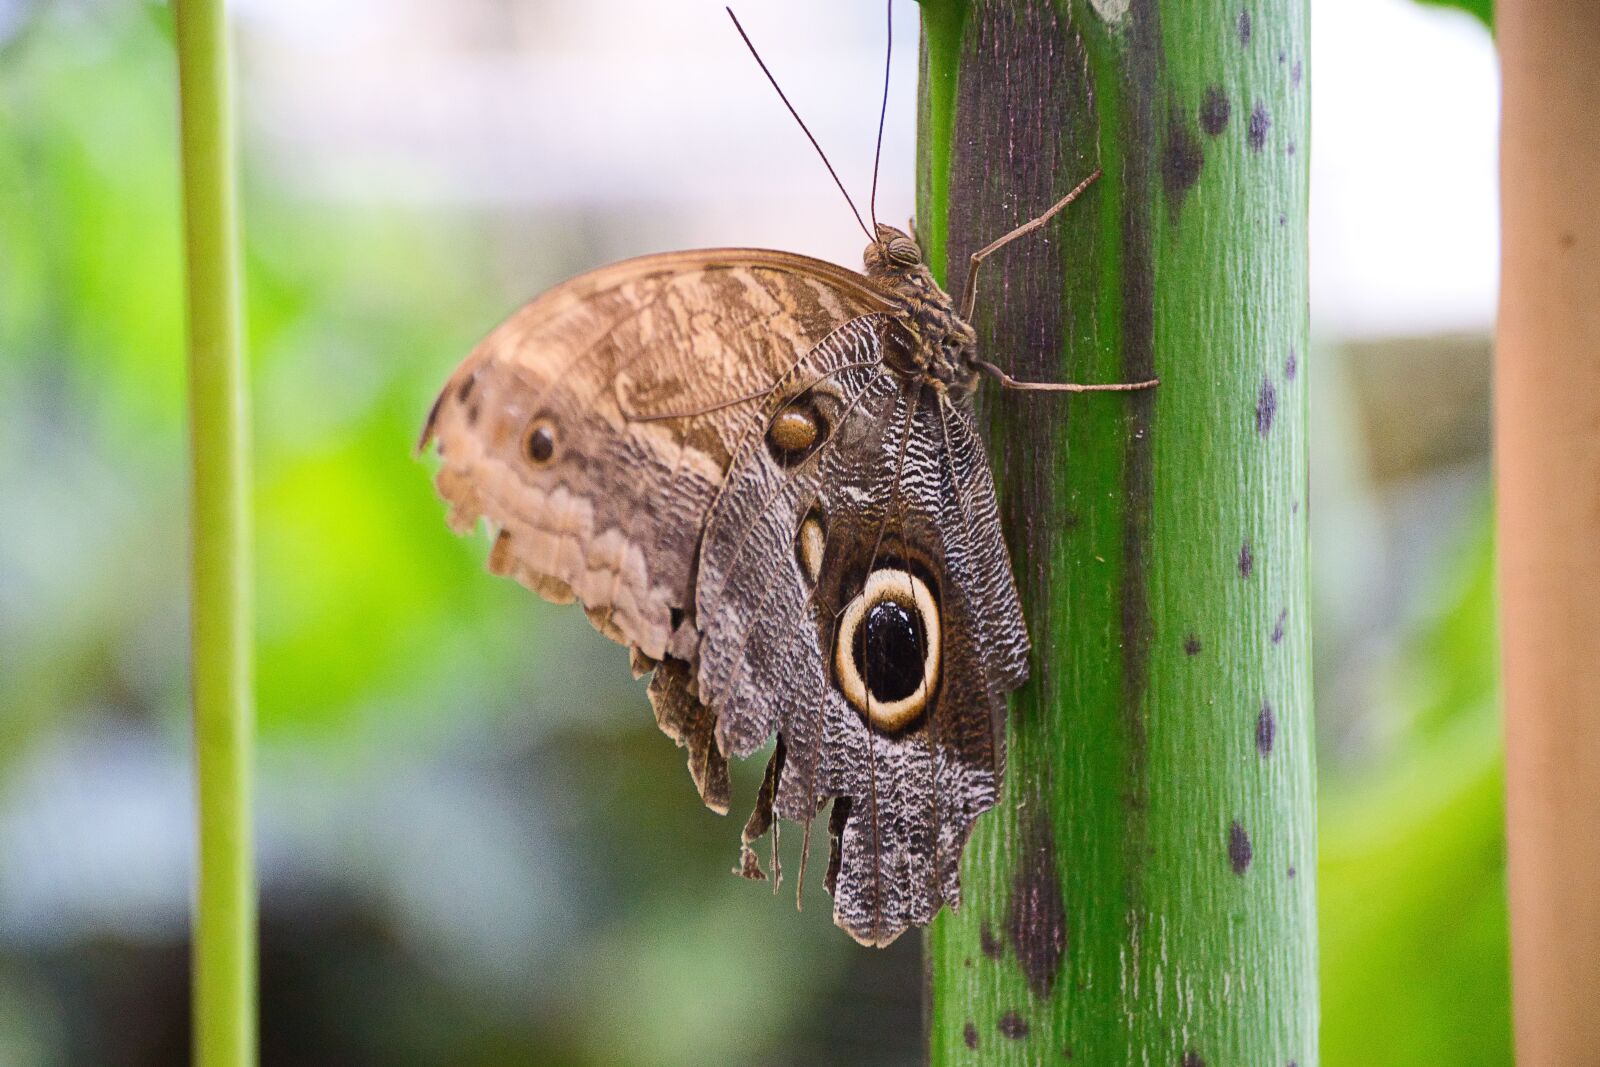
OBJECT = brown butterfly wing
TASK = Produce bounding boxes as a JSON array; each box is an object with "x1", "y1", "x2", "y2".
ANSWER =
[
  {"x1": 422, "y1": 249, "x2": 888, "y2": 811},
  {"x1": 689, "y1": 351, "x2": 1030, "y2": 945},
  {"x1": 424, "y1": 249, "x2": 1033, "y2": 946},
  {"x1": 818, "y1": 390, "x2": 1029, "y2": 944}
]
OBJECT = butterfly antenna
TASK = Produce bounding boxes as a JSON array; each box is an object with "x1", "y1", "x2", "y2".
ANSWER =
[
  {"x1": 869, "y1": 0, "x2": 892, "y2": 231},
  {"x1": 726, "y1": 7, "x2": 874, "y2": 243}
]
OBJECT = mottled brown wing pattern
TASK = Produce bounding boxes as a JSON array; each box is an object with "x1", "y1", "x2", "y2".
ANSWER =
[
  {"x1": 422, "y1": 245, "x2": 1035, "y2": 946},
  {"x1": 422, "y1": 250, "x2": 886, "y2": 812},
  {"x1": 422, "y1": 249, "x2": 887, "y2": 657},
  {"x1": 932, "y1": 391, "x2": 1032, "y2": 773},
  {"x1": 690, "y1": 349, "x2": 1029, "y2": 944}
]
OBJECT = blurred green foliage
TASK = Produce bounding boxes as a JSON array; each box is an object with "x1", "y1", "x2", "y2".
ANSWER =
[
  {"x1": 1319, "y1": 515, "x2": 1512, "y2": 1065},
  {"x1": 0, "y1": 3, "x2": 1510, "y2": 1065}
]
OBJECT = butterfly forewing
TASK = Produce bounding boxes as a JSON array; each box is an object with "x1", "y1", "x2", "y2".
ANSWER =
[{"x1": 424, "y1": 249, "x2": 889, "y2": 663}]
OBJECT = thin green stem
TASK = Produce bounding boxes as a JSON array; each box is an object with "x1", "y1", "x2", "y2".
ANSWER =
[
  {"x1": 175, "y1": 1, "x2": 256, "y2": 1064},
  {"x1": 915, "y1": 0, "x2": 967, "y2": 285}
]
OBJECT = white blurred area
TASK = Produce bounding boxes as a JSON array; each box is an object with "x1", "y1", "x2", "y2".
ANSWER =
[
  {"x1": 236, "y1": 0, "x2": 1499, "y2": 344},
  {"x1": 1311, "y1": 0, "x2": 1499, "y2": 339},
  {"x1": 236, "y1": 0, "x2": 922, "y2": 274}
]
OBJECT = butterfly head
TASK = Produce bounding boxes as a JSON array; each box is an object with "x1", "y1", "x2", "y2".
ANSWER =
[
  {"x1": 865, "y1": 224, "x2": 979, "y2": 390},
  {"x1": 863, "y1": 223, "x2": 927, "y2": 281}
]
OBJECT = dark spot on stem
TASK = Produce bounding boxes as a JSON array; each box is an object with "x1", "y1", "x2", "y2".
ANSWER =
[
  {"x1": 1271, "y1": 608, "x2": 1287, "y2": 644},
  {"x1": 1199, "y1": 85, "x2": 1231, "y2": 136},
  {"x1": 1286, "y1": 346, "x2": 1298, "y2": 380},
  {"x1": 1229, "y1": 821, "x2": 1253, "y2": 873},
  {"x1": 1292, "y1": 59, "x2": 1304, "y2": 87},
  {"x1": 1161, "y1": 110, "x2": 1205, "y2": 215},
  {"x1": 1184, "y1": 633, "x2": 1202, "y2": 656},
  {"x1": 1257, "y1": 378, "x2": 1278, "y2": 434},
  {"x1": 1278, "y1": 213, "x2": 1288, "y2": 227},
  {"x1": 1288, "y1": 864, "x2": 1297, "y2": 879},
  {"x1": 1287, "y1": 140, "x2": 1298, "y2": 157},
  {"x1": 1248, "y1": 103, "x2": 1272, "y2": 151},
  {"x1": 1237, "y1": 9, "x2": 1252, "y2": 44},
  {"x1": 964, "y1": 1022, "x2": 979, "y2": 1050},
  {"x1": 1184, "y1": 1054, "x2": 1208, "y2": 1067},
  {"x1": 1238, "y1": 541, "x2": 1254, "y2": 578},
  {"x1": 998, "y1": 1012, "x2": 1029, "y2": 1040},
  {"x1": 1257, "y1": 701, "x2": 1277, "y2": 756},
  {"x1": 1007, "y1": 810, "x2": 1067, "y2": 998},
  {"x1": 980, "y1": 921, "x2": 1003, "y2": 960}
]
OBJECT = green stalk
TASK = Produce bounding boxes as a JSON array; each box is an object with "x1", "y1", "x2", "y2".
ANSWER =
[
  {"x1": 918, "y1": 1, "x2": 1316, "y2": 1062},
  {"x1": 175, "y1": 1, "x2": 256, "y2": 1063}
]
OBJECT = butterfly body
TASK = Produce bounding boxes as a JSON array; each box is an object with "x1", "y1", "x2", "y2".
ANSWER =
[
  {"x1": 860, "y1": 225, "x2": 982, "y2": 391},
  {"x1": 423, "y1": 226, "x2": 1035, "y2": 946}
]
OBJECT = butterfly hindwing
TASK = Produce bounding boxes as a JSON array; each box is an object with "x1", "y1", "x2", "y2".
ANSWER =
[{"x1": 692, "y1": 351, "x2": 1028, "y2": 944}]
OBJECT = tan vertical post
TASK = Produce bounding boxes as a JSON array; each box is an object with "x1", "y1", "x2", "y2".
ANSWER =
[{"x1": 1497, "y1": 2, "x2": 1600, "y2": 1062}]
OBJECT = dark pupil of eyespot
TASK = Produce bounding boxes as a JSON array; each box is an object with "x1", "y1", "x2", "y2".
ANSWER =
[
  {"x1": 527, "y1": 426, "x2": 554, "y2": 462},
  {"x1": 852, "y1": 598, "x2": 924, "y2": 704}
]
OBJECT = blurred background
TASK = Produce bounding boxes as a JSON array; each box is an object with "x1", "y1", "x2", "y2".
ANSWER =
[{"x1": 0, "y1": 0, "x2": 1503, "y2": 1064}]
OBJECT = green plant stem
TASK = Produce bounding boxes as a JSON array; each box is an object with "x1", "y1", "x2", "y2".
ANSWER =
[
  {"x1": 175, "y1": 0, "x2": 255, "y2": 1063},
  {"x1": 918, "y1": 1, "x2": 1316, "y2": 1062}
]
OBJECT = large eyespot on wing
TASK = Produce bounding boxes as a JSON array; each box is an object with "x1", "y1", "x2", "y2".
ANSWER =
[
  {"x1": 813, "y1": 391, "x2": 1026, "y2": 946},
  {"x1": 419, "y1": 248, "x2": 891, "y2": 668},
  {"x1": 689, "y1": 370, "x2": 1026, "y2": 946},
  {"x1": 834, "y1": 567, "x2": 941, "y2": 733}
]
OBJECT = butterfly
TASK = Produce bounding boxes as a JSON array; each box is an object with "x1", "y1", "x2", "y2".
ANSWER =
[{"x1": 418, "y1": 6, "x2": 1155, "y2": 946}]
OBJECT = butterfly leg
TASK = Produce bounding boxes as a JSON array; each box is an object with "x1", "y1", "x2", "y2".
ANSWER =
[
  {"x1": 958, "y1": 169, "x2": 1159, "y2": 393},
  {"x1": 959, "y1": 168, "x2": 1102, "y2": 322},
  {"x1": 976, "y1": 359, "x2": 1159, "y2": 393}
]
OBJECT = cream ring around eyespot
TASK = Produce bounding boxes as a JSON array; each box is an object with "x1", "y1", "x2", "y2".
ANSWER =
[{"x1": 835, "y1": 568, "x2": 941, "y2": 732}]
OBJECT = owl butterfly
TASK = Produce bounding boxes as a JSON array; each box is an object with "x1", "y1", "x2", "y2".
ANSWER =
[{"x1": 419, "y1": 7, "x2": 1155, "y2": 946}]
